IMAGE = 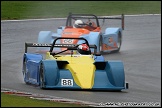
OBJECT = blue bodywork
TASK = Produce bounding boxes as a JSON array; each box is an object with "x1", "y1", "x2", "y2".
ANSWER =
[{"x1": 23, "y1": 53, "x2": 128, "y2": 90}]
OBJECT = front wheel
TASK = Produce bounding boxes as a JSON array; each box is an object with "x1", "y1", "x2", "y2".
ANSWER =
[
  {"x1": 22, "y1": 58, "x2": 26, "y2": 78},
  {"x1": 22, "y1": 57, "x2": 29, "y2": 84},
  {"x1": 39, "y1": 63, "x2": 45, "y2": 89}
]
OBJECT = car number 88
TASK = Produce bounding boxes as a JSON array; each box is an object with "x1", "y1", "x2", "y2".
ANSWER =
[{"x1": 61, "y1": 79, "x2": 73, "y2": 86}]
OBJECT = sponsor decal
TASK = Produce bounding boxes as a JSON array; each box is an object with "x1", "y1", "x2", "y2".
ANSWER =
[
  {"x1": 63, "y1": 39, "x2": 74, "y2": 44},
  {"x1": 29, "y1": 78, "x2": 37, "y2": 83},
  {"x1": 32, "y1": 43, "x2": 75, "y2": 47},
  {"x1": 108, "y1": 37, "x2": 113, "y2": 43},
  {"x1": 32, "y1": 43, "x2": 51, "y2": 46}
]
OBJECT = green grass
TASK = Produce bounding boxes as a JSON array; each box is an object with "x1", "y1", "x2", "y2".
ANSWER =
[
  {"x1": 1, "y1": 92, "x2": 88, "y2": 107},
  {"x1": 1, "y1": 1, "x2": 161, "y2": 20}
]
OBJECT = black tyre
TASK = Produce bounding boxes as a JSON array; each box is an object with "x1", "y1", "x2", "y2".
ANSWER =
[
  {"x1": 23, "y1": 58, "x2": 29, "y2": 84},
  {"x1": 116, "y1": 32, "x2": 122, "y2": 52},
  {"x1": 39, "y1": 63, "x2": 45, "y2": 89},
  {"x1": 23, "y1": 57, "x2": 31, "y2": 84},
  {"x1": 22, "y1": 58, "x2": 26, "y2": 78}
]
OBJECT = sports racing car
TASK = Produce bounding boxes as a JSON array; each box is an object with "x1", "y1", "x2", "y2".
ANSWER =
[
  {"x1": 22, "y1": 37, "x2": 128, "y2": 91},
  {"x1": 38, "y1": 13, "x2": 124, "y2": 54}
]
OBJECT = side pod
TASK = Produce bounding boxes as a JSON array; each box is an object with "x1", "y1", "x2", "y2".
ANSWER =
[
  {"x1": 93, "y1": 60, "x2": 126, "y2": 90},
  {"x1": 105, "y1": 60, "x2": 125, "y2": 87}
]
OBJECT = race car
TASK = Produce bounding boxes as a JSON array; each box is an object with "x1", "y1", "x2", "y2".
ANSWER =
[
  {"x1": 38, "y1": 13, "x2": 124, "y2": 54},
  {"x1": 22, "y1": 37, "x2": 128, "y2": 91}
]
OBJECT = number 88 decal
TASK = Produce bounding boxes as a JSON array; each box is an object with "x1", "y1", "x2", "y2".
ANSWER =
[{"x1": 61, "y1": 79, "x2": 73, "y2": 86}]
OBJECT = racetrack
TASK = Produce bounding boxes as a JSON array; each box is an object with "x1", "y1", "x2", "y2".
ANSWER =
[{"x1": 1, "y1": 15, "x2": 161, "y2": 106}]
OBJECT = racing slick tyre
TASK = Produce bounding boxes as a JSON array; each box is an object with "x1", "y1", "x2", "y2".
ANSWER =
[
  {"x1": 115, "y1": 31, "x2": 122, "y2": 52},
  {"x1": 22, "y1": 58, "x2": 26, "y2": 79},
  {"x1": 23, "y1": 58, "x2": 27, "y2": 83},
  {"x1": 39, "y1": 63, "x2": 45, "y2": 89},
  {"x1": 23, "y1": 57, "x2": 29, "y2": 84}
]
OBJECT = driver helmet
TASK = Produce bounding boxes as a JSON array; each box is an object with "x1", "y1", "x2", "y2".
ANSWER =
[
  {"x1": 77, "y1": 44, "x2": 91, "y2": 55},
  {"x1": 73, "y1": 20, "x2": 83, "y2": 28}
]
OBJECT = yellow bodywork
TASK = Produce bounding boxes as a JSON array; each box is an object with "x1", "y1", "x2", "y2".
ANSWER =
[{"x1": 45, "y1": 52, "x2": 96, "y2": 89}]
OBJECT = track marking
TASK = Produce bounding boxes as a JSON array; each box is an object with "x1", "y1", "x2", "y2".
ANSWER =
[{"x1": 1, "y1": 14, "x2": 161, "y2": 22}]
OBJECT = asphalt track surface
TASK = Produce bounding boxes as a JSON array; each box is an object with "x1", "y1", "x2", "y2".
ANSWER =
[{"x1": 1, "y1": 15, "x2": 161, "y2": 106}]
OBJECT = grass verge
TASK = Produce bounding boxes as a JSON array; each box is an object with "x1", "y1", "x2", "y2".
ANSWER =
[
  {"x1": 1, "y1": 92, "x2": 88, "y2": 107},
  {"x1": 1, "y1": 1, "x2": 161, "y2": 20}
]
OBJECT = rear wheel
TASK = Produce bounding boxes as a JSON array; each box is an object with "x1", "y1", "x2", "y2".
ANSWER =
[
  {"x1": 116, "y1": 32, "x2": 122, "y2": 52},
  {"x1": 98, "y1": 36, "x2": 102, "y2": 54}
]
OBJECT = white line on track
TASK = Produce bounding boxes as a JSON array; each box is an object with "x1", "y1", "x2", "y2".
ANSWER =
[{"x1": 1, "y1": 14, "x2": 161, "y2": 22}]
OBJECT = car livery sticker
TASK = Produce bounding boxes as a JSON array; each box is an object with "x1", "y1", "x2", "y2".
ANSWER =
[
  {"x1": 108, "y1": 37, "x2": 114, "y2": 43},
  {"x1": 61, "y1": 79, "x2": 73, "y2": 86},
  {"x1": 63, "y1": 39, "x2": 74, "y2": 44}
]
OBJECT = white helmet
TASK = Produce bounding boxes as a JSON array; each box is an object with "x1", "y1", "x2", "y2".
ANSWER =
[{"x1": 73, "y1": 20, "x2": 83, "y2": 28}]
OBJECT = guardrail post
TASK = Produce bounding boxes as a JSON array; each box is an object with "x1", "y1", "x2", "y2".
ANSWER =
[{"x1": 122, "y1": 14, "x2": 124, "y2": 30}]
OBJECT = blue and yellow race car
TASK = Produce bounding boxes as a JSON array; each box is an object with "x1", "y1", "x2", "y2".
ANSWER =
[
  {"x1": 22, "y1": 37, "x2": 128, "y2": 91},
  {"x1": 38, "y1": 13, "x2": 124, "y2": 54}
]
